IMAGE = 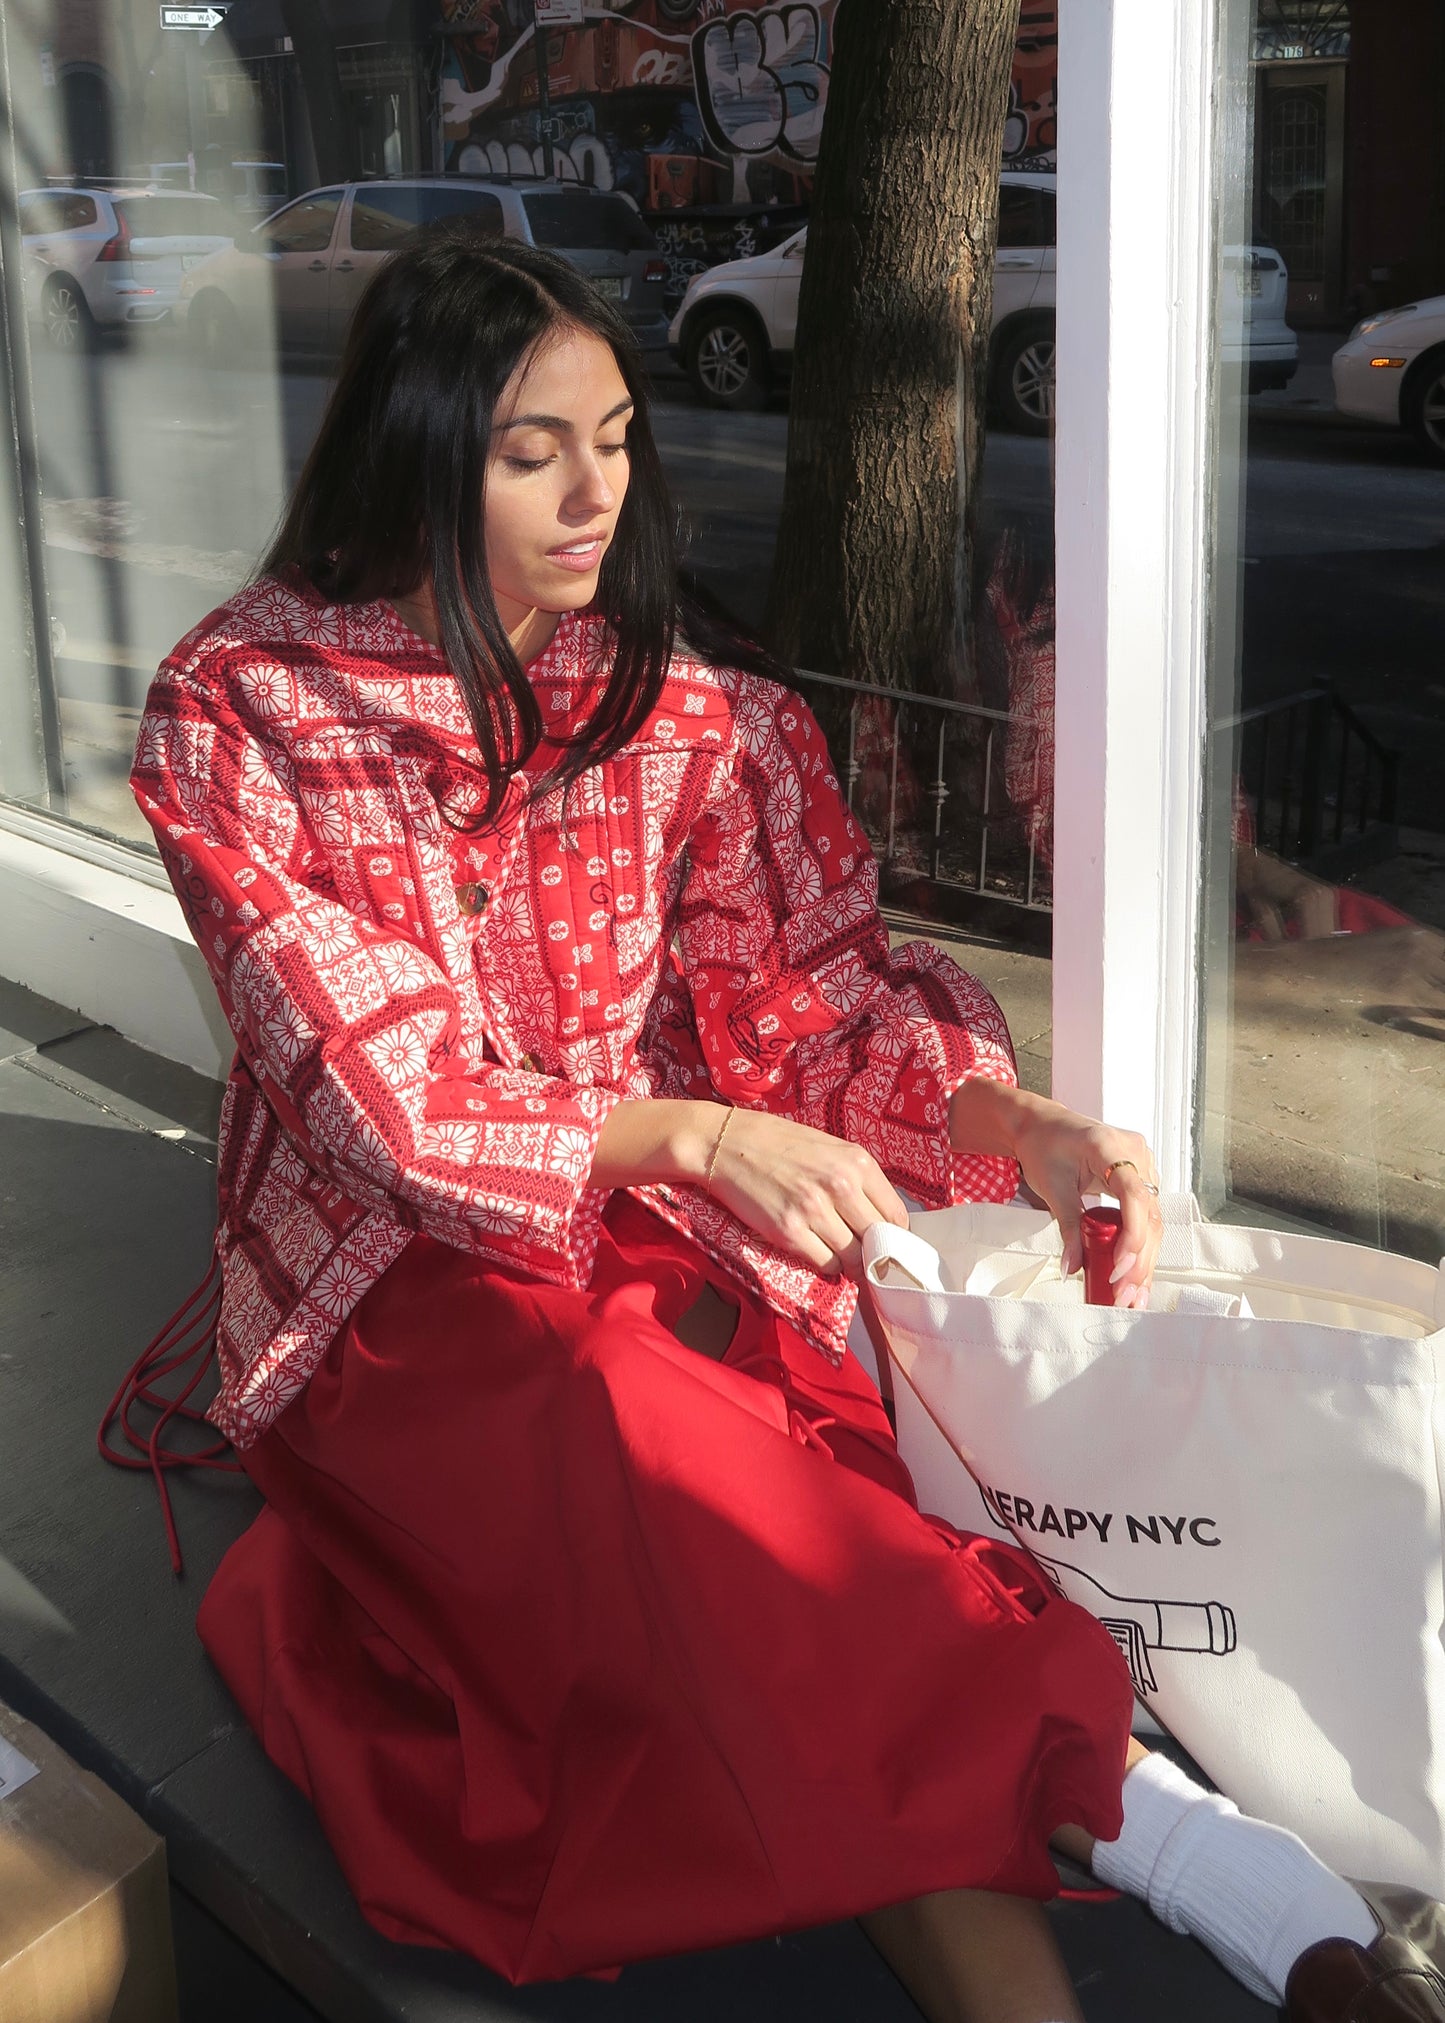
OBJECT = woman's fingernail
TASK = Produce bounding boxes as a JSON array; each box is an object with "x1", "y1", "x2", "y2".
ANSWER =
[
  {"x1": 1134, "y1": 1284, "x2": 1150, "y2": 1312},
  {"x1": 1108, "y1": 1250, "x2": 1138, "y2": 1285},
  {"x1": 1115, "y1": 1284, "x2": 1136, "y2": 1309}
]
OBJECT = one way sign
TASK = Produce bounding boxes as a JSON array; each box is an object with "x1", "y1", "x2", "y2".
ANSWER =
[{"x1": 160, "y1": 5, "x2": 227, "y2": 27}]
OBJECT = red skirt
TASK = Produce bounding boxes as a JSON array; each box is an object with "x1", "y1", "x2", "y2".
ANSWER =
[{"x1": 197, "y1": 1195, "x2": 1132, "y2": 1985}]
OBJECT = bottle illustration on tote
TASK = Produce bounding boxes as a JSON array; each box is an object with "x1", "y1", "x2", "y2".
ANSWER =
[{"x1": 1031, "y1": 1556, "x2": 1238, "y2": 1696}]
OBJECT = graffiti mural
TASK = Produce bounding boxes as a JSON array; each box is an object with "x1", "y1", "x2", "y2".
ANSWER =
[
  {"x1": 441, "y1": 0, "x2": 831, "y2": 212},
  {"x1": 439, "y1": 0, "x2": 1059, "y2": 294},
  {"x1": 651, "y1": 204, "x2": 807, "y2": 304},
  {"x1": 1003, "y1": 3, "x2": 1057, "y2": 168},
  {"x1": 692, "y1": 6, "x2": 829, "y2": 161}
]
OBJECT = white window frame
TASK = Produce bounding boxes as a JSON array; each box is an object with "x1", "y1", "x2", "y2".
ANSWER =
[
  {"x1": 1051, "y1": 0, "x2": 1222, "y2": 1192},
  {"x1": 0, "y1": 807, "x2": 232, "y2": 1076}
]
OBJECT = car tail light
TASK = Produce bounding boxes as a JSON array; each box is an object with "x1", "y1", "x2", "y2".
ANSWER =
[
  {"x1": 95, "y1": 213, "x2": 131, "y2": 263},
  {"x1": 643, "y1": 258, "x2": 666, "y2": 285}
]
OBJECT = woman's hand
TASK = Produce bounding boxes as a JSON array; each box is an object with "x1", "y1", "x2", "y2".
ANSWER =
[
  {"x1": 949, "y1": 1082, "x2": 1162, "y2": 1308},
  {"x1": 705, "y1": 1109, "x2": 910, "y2": 1277},
  {"x1": 589, "y1": 1099, "x2": 909, "y2": 1277},
  {"x1": 1011, "y1": 1107, "x2": 1162, "y2": 1306}
]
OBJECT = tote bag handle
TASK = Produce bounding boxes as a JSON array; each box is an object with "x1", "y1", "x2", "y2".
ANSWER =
[{"x1": 863, "y1": 1222, "x2": 947, "y2": 1293}]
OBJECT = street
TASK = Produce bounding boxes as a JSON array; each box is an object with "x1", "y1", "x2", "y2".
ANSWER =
[{"x1": 24, "y1": 328, "x2": 1445, "y2": 843}]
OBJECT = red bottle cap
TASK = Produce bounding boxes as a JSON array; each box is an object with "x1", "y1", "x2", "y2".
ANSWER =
[{"x1": 1080, "y1": 1205, "x2": 1123, "y2": 1306}]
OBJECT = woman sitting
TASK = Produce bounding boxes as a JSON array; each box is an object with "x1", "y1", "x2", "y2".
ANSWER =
[{"x1": 130, "y1": 231, "x2": 1437, "y2": 2022}]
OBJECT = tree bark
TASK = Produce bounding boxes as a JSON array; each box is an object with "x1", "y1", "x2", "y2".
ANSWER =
[{"x1": 765, "y1": 0, "x2": 1023, "y2": 695}]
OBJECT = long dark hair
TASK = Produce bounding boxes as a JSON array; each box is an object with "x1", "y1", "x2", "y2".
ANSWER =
[{"x1": 261, "y1": 227, "x2": 785, "y2": 825}]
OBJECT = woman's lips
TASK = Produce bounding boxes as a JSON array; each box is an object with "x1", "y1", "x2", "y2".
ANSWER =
[{"x1": 547, "y1": 539, "x2": 604, "y2": 573}]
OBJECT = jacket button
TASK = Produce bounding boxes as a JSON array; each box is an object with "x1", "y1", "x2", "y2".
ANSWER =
[{"x1": 454, "y1": 881, "x2": 490, "y2": 917}]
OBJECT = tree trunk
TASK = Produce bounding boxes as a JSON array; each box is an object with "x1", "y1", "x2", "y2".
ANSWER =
[{"x1": 765, "y1": 0, "x2": 1022, "y2": 695}]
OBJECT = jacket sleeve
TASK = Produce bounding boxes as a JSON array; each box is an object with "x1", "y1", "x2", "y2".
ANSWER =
[
  {"x1": 132, "y1": 655, "x2": 619, "y2": 1286},
  {"x1": 676, "y1": 678, "x2": 1020, "y2": 1207}
]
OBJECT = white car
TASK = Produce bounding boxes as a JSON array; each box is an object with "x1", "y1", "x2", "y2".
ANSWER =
[
  {"x1": 131, "y1": 159, "x2": 289, "y2": 218},
  {"x1": 1332, "y1": 300, "x2": 1445, "y2": 462},
  {"x1": 668, "y1": 172, "x2": 1298, "y2": 427},
  {"x1": 225, "y1": 161, "x2": 290, "y2": 219},
  {"x1": 19, "y1": 187, "x2": 240, "y2": 351},
  {"x1": 176, "y1": 176, "x2": 670, "y2": 362}
]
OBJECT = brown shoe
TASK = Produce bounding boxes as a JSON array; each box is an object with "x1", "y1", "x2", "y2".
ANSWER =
[{"x1": 1286, "y1": 1888, "x2": 1445, "y2": 2021}]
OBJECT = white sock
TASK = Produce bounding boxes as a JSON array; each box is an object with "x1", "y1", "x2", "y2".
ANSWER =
[{"x1": 1090, "y1": 1751, "x2": 1379, "y2": 2003}]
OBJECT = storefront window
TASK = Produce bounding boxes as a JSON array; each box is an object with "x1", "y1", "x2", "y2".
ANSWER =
[
  {"x1": 1198, "y1": 0, "x2": 1445, "y2": 1255},
  {"x1": 0, "y1": 1, "x2": 1059, "y2": 1065}
]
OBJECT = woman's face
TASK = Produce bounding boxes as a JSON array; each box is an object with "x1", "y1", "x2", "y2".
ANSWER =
[{"x1": 484, "y1": 325, "x2": 633, "y2": 635}]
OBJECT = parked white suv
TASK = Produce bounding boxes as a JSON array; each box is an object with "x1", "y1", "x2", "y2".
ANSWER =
[
  {"x1": 19, "y1": 187, "x2": 239, "y2": 351},
  {"x1": 668, "y1": 172, "x2": 1298, "y2": 426},
  {"x1": 176, "y1": 177, "x2": 671, "y2": 363}
]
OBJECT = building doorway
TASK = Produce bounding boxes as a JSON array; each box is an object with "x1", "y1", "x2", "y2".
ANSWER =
[
  {"x1": 59, "y1": 63, "x2": 115, "y2": 182},
  {"x1": 1253, "y1": 59, "x2": 1346, "y2": 322}
]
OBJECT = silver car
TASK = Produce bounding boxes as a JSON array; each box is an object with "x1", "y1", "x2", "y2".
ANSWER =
[
  {"x1": 176, "y1": 177, "x2": 671, "y2": 363},
  {"x1": 19, "y1": 187, "x2": 239, "y2": 351}
]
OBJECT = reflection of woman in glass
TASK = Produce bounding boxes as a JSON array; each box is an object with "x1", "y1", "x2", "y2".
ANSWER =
[
  {"x1": 130, "y1": 236, "x2": 1432, "y2": 2018},
  {"x1": 983, "y1": 513, "x2": 1057, "y2": 877}
]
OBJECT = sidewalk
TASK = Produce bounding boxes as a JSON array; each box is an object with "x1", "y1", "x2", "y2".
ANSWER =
[{"x1": 915, "y1": 835, "x2": 1445, "y2": 1262}]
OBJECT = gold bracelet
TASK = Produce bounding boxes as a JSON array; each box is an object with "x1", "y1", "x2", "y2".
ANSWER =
[{"x1": 704, "y1": 1108, "x2": 735, "y2": 1193}]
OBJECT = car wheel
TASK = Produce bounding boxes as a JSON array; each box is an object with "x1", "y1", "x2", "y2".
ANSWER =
[
  {"x1": 189, "y1": 290, "x2": 242, "y2": 367},
  {"x1": 41, "y1": 275, "x2": 93, "y2": 354},
  {"x1": 688, "y1": 306, "x2": 770, "y2": 411},
  {"x1": 992, "y1": 320, "x2": 1055, "y2": 435},
  {"x1": 1402, "y1": 347, "x2": 1445, "y2": 464}
]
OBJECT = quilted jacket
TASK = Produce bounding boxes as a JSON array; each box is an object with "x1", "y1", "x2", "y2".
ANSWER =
[{"x1": 132, "y1": 573, "x2": 1019, "y2": 1448}]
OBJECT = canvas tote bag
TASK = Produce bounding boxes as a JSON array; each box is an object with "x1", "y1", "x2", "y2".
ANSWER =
[{"x1": 860, "y1": 1196, "x2": 1445, "y2": 1894}]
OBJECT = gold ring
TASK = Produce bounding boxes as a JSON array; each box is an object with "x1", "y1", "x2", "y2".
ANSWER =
[{"x1": 1104, "y1": 1160, "x2": 1138, "y2": 1186}]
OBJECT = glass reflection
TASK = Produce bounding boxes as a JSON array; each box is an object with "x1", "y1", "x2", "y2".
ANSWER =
[
  {"x1": 1199, "y1": 0, "x2": 1445, "y2": 1258},
  {"x1": 0, "y1": 0, "x2": 1061, "y2": 1066}
]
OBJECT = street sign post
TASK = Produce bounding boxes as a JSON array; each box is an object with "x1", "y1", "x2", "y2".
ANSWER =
[
  {"x1": 160, "y1": 5, "x2": 227, "y2": 29},
  {"x1": 530, "y1": 3, "x2": 557, "y2": 179}
]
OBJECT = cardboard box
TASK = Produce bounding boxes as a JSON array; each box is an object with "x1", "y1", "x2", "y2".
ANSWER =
[{"x1": 0, "y1": 1703, "x2": 178, "y2": 2023}]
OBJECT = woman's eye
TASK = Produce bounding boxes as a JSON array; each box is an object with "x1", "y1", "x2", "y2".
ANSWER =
[
  {"x1": 505, "y1": 454, "x2": 554, "y2": 473},
  {"x1": 599, "y1": 440, "x2": 629, "y2": 458}
]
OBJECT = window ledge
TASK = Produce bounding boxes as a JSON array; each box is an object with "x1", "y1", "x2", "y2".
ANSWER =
[{"x1": 0, "y1": 810, "x2": 231, "y2": 1079}]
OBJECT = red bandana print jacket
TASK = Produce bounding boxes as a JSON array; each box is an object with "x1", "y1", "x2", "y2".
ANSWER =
[{"x1": 132, "y1": 574, "x2": 1019, "y2": 1448}]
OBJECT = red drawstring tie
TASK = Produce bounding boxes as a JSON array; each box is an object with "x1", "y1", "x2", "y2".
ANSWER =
[
  {"x1": 722, "y1": 1339, "x2": 841, "y2": 1457},
  {"x1": 96, "y1": 1249, "x2": 241, "y2": 1576},
  {"x1": 788, "y1": 1408, "x2": 837, "y2": 1455}
]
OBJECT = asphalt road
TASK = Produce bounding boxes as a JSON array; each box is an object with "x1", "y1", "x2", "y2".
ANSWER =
[{"x1": 21, "y1": 331, "x2": 1445, "y2": 833}]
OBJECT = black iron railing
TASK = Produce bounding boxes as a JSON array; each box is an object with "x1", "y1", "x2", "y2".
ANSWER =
[
  {"x1": 1223, "y1": 685, "x2": 1398, "y2": 862},
  {"x1": 791, "y1": 667, "x2": 1051, "y2": 916},
  {"x1": 792, "y1": 668, "x2": 1400, "y2": 932}
]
